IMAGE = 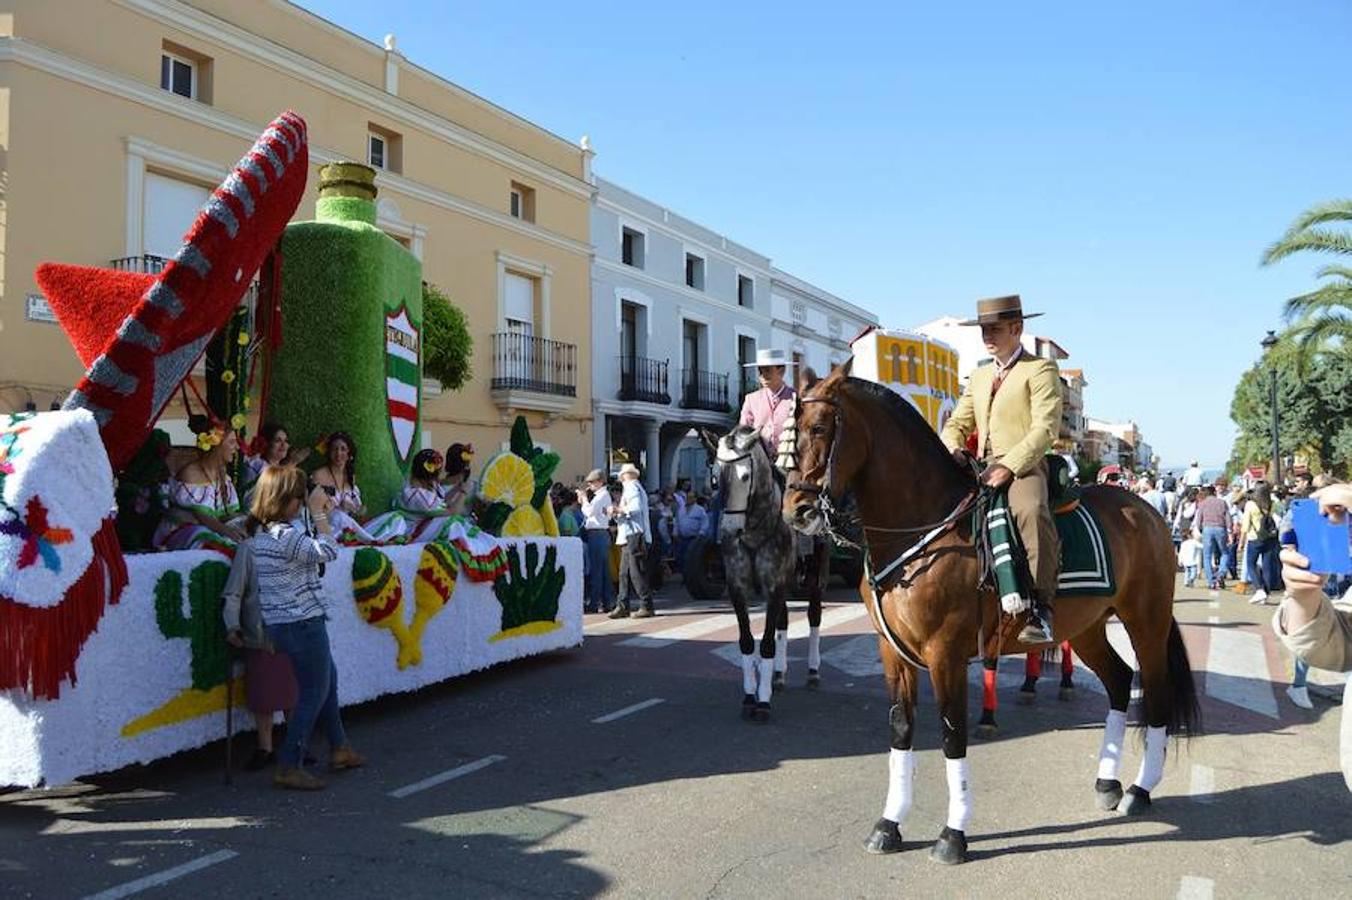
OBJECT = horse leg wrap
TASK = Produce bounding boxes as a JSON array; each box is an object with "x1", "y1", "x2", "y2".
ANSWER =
[
  {"x1": 757, "y1": 656, "x2": 774, "y2": 704},
  {"x1": 807, "y1": 626, "x2": 821, "y2": 672},
  {"x1": 883, "y1": 748, "x2": 915, "y2": 825},
  {"x1": 1132, "y1": 725, "x2": 1168, "y2": 793},
  {"x1": 945, "y1": 757, "x2": 973, "y2": 832},
  {"x1": 1097, "y1": 708, "x2": 1128, "y2": 781},
  {"x1": 774, "y1": 629, "x2": 788, "y2": 675},
  {"x1": 741, "y1": 654, "x2": 757, "y2": 697}
]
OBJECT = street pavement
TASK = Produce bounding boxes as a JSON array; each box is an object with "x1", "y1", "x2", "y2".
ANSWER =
[{"x1": 1, "y1": 575, "x2": 1348, "y2": 899}]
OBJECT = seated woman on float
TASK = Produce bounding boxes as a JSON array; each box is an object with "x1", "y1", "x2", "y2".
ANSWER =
[
  {"x1": 308, "y1": 431, "x2": 380, "y2": 544},
  {"x1": 151, "y1": 415, "x2": 247, "y2": 557},
  {"x1": 365, "y1": 449, "x2": 465, "y2": 543},
  {"x1": 243, "y1": 421, "x2": 309, "y2": 498},
  {"x1": 439, "y1": 442, "x2": 476, "y2": 518}
]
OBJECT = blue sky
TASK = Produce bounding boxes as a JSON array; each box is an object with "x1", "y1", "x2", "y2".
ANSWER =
[{"x1": 302, "y1": 1, "x2": 1352, "y2": 467}]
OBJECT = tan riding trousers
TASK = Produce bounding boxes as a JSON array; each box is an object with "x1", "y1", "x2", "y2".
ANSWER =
[{"x1": 997, "y1": 457, "x2": 1061, "y2": 601}]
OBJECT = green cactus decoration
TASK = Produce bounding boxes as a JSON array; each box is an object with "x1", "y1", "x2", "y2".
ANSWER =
[
  {"x1": 492, "y1": 543, "x2": 565, "y2": 632},
  {"x1": 154, "y1": 560, "x2": 231, "y2": 691}
]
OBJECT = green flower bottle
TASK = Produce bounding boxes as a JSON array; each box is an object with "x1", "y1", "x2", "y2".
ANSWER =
[{"x1": 268, "y1": 162, "x2": 423, "y2": 514}]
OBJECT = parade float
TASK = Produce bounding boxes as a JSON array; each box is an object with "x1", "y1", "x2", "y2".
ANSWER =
[
  {"x1": 849, "y1": 327, "x2": 962, "y2": 433},
  {"x1": 0, "y1": 114, "x2": 582, "y2": 789}
]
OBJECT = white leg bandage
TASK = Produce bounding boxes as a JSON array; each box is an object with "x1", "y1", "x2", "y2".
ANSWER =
[
  {"x1": 945, "y1": 757, "x2": 973, "y2": 832},
  {"x1": 1133, "y1": 725, "x2": 1168, "y2": 792},
  {"x1": 882, "y1": 748, "x2": 915, "y2": 825},
  {"x1": 774, "y1": 629, "x2": 788, "y2": 675},
  {"x1": 756, "y1": 657, "x2": 774, "y2": 703},
  {"x1": 741, "y1": 653, "x2": 757, "y2": 696},
  {"x1": 1097, "y1": 708, "x2": 1129, "y2": 781},
  {"x1": 807, "y1": 625, "x2": 821, "y2": 670}
]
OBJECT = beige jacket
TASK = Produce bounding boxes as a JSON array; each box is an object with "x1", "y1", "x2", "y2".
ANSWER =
[
  {"x1": 1272, "y1": 595, "x2": 1352, "y2": 791},
  {"x1": 941, "y1": 352, "x2": 1063, "y2": 477}
]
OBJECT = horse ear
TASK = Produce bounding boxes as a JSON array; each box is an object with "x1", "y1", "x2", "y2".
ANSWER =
[
  {"x1": 698, "y1": 427, "x2": 720, "y2": 455},
  {"x1": 836, "y1": 356, "x2": 854, "y2": 378},
  {"x1": 797, "y1": 365, "x2": 820, "y2": 393}
]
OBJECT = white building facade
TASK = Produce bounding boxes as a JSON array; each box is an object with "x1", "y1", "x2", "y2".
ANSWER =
[
  {"x1": 770, "y1": 269, "x2": 877, "y2": 382},
  {"x1": 590, "y1": 178, "x2": 774, "y2": 488}
]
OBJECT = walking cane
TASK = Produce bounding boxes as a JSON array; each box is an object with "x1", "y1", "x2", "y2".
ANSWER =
[{"x1": 224, "y1": 649, "x2": 239, "y2": 786}]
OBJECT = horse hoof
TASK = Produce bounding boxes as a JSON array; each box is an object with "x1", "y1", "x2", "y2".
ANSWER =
[
  {"x1": 753, "y1": 703, "x2": 771, "y2": 723},
  {"x1": 1120, "y1": 785, "x2": 1152, "y2": 816},
  {"x1": 806, "y1": 669, "x2": 820, "y2": 689},
  {"x1": 1015, "y1": 689, "x2": 1036, "y2": 705},
  {"x1": 864, "y1": 818, "x2": 903, "y2": 855},
  {"x1": 741, "y1": 695, "x2": 756, "y2": 719},
  {"x1": 928, "y1": 827, "x2": 968, "y2": 865},
  {"x1": 1094, "y1": 778, "x2": 1123, "y2": 811},
  {"x1": 1058, "y1": 685, "x2": 1075, "y2": 701},
  {"x1": 975, "y1": 722, "x2": 999, "y2": 740},
  {"x1": 772, "y1": 672, "x2": 786, "y2": 690}
]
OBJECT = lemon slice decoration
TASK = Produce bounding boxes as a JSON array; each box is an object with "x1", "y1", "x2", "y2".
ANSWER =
[
  {"x1": 502, "y1": 504, "x2": 545, "y2": 536},
  {"x1": 479, "y1": 452, "x2": 536, "y2": 508}
]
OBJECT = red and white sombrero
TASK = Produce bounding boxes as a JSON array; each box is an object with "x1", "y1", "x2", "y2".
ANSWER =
[{"x1": 35, "y1": 111, "x2": 309, "y2": 469}]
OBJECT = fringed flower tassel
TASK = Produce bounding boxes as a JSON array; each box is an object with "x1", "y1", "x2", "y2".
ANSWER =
[
  {"x1": 775, "y1": 398, "x2": 800, "y2": 473},
  {"x1": 0, "y1": 517, "x2": 127, "y2": 700}
]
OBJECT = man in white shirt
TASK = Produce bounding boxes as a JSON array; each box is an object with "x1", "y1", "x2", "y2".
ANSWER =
[
  {"x1": 1183, "y1": 460, "x2": 1204, "y2": 489},
  {"x1": 608, "y1": 463, "x2": 655, "y2": 619},
  {"x1": 576, "y1": 469, "x2": 614, "y2": 614}
]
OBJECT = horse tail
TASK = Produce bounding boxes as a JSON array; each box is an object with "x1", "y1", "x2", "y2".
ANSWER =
[{"x1": 1164, "y1": 618, "x2": 1202, "y2": 738}]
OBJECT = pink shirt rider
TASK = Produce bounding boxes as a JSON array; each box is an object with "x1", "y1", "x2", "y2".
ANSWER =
[{"x1": 740, "y1": 383, "x2": 796, "y2": 459}]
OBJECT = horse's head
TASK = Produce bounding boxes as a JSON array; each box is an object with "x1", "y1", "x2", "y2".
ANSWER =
[
  {"x1": 704, "y1": 425, "x2": 769, "y2": 536},
  {"x1": 782, "y1": 358, "x2": 867, "y2": 535}
]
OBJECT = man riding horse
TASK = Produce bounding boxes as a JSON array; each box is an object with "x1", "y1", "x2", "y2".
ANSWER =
[
  {"x1": 941, "y1": 295, "x2": 1061, "y2": 645},
  {"x1": 740, "y1": 348, "x2": 797, "y2": 467}
]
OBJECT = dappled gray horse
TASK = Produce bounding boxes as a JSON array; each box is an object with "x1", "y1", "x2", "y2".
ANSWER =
[{"x1": 703, "y1": 425, "x2": 801, "y2": 721}]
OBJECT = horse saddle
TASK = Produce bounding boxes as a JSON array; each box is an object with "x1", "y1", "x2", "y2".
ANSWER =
[{"x1": 982, "y1": 483, "x2": 1116, "y2": 604}]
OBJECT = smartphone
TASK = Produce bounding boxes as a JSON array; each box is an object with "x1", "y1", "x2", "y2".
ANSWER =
[{"x1": 1290, "y1": 498, "x2": 1352, "y2": 575}]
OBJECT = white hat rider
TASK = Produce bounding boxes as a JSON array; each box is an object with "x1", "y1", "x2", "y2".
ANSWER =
[{"x1": 740, "y1": 348, "x2": 798, "y2": 369}]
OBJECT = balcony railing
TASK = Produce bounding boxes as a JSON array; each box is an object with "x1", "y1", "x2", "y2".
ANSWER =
[
  {"x1": 110, "y1": 254, "x2": 261, "y2": 308},
  {"x1": 491, "y1": 332, "x2": 577, "y2": 398},
  {"x1": 680, "y1": 368, "x2": 730, "y2": 413},
  {"x1": 111, "y1": 254, "x2": 171, "y2": 274},
  {"x1": 617, "y1": 355, "x2": 670, "y2": 404}
]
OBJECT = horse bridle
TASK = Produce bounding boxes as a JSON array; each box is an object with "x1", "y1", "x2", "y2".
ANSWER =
[
  {"x1": 786, "y1": 389, "x2": 980, "y2": 584},
  {"x1": 715, "y1": 444, "x2": 757, "y2": 516}
]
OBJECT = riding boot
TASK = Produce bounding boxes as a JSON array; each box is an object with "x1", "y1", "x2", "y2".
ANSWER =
[{"x1": 1017, "y1": 594, "x2": 1054, "y2": 644}]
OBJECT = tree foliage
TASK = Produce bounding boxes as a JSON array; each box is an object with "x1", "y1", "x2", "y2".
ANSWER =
[
  {"x1": 1229, "y1": 336, "x2": 1352, "y2": 476},
  {"x1": 422, "y1": 282, "x2": 473, "y2": 391},
  {"x1": 1263, "y1": 199, "x2": 1352, "y2": 372}
]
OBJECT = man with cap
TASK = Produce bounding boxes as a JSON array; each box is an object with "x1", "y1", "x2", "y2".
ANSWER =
[
  {"x1": 941, "y1": 295, "x2": 1063, "y2": 644},
  {"x1": 576, "y1": 469, "x2": 614, "y2": 613},
  {"x1": 608, "y1": 462, "x2": 655, "y2": 619},
  {"x1": 740, "y1": 348, "x2": 798, "y2": 465}
]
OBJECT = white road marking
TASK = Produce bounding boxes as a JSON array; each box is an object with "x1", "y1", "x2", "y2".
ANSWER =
[
  {"x1": 1208, "y1": 616, "x2": 1220, "y2": 625},
  {"x1": 1189, "y1": 764, "x2": 1216, "y2": 804},
  {"x1": 1106, "y1": 620, "x2": 1138, "y2": 670},
  {"x1": 1177, "y1": 875, "x2": 1215, "y2": 899},
  {"x1": 388, "y1": 755, "x2": 507, "y2": 799},
  {"x1": 1207, "y1": 600, "x2": 1220, "y2": 610},
  {"x1": 786, "y1": 604, "x2": 868, "y2": 639},
  {"x1": 592, "y1": 697, "x2": 666, "y2": 724},
  {"x1": 1206, "y1": 628, "x2": 1279, "y2": 719},
  {"x1": 82, "y1": 849, "x2": 238, "y2": 900},
  {"x1": 618, "y1": 615, "x2": 735, "y2": 648},
  {"x1": 820, "y1": 634, "x2": 884, "y2": 677}
]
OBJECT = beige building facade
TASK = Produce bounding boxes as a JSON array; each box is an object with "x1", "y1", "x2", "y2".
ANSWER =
[{"x1": 0, "y1": 0, "x2": 597, "y2": 480}]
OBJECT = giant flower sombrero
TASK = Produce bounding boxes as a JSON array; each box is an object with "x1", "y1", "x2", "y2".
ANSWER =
[{"x1": 35, "y1": 110, "x2": 309, "y2": 469}]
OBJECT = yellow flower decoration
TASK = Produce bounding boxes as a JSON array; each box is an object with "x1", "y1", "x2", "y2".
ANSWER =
[
  {"x1": 423, "y1": 459, "x2": 439, "y2": 473},
  {"x1": 221, "y1": 370, "x2": 236, "y2": 384},
  {"x1": 195, "y1": 428, "x2": 223, "y2": 452},
  {"x1": 244, "y1": 396, "x2": 252, "y2": 410},
  {"x1": 230, "y1": 413, "x2": 247, "y2": 430},
  {"x1": 236, "y1": 331, "x2": 250, "y2": 346}
]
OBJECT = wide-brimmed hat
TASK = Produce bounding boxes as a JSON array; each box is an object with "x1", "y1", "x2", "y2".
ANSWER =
[
  {"x1": 618, "y1": 463, "x2": 641, "y2": 478},
  {"x1": 741, "y1": 348, "x2": 797, "y2": 368},
  {"x1": 959, "y1": 294, "x2": 1043, "y2": 327}
]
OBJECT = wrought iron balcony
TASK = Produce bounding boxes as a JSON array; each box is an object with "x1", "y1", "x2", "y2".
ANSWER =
[
  {"x1": 617, "y1": 355, "x2": 670, "y2": 404},
  {"x1": 491, "y1": 332, "x2": 577, "y2": 401},
  {"x1": 111, "y1": 254, "x2": 171, "y2": 274},
  {"x1": 680, "y1": 368, "x2": 730, "y2": 413}
]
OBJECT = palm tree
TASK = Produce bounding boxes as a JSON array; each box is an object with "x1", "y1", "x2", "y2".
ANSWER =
[{"x1": 1262, "y1": 199, "x2": 1352, "y2": 369}]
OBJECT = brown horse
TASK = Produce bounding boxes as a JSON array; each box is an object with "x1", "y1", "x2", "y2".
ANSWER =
[{"x1": 782, "y1": 363, "x2": 1199, "y2": 865}]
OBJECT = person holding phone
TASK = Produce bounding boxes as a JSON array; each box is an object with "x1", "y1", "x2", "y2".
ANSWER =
[{"x1": 1275, "y1": 482, "x2": 1352, "y2": 791}]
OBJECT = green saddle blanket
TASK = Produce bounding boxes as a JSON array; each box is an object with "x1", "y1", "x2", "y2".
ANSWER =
[{"x1": 982, "y1": 494, "x2": 1117, "y2": 604}]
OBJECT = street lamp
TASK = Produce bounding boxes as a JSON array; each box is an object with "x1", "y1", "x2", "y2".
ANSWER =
[{"x1": 1260, "y1": 330, "x2": 1280, "y2": 484}]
